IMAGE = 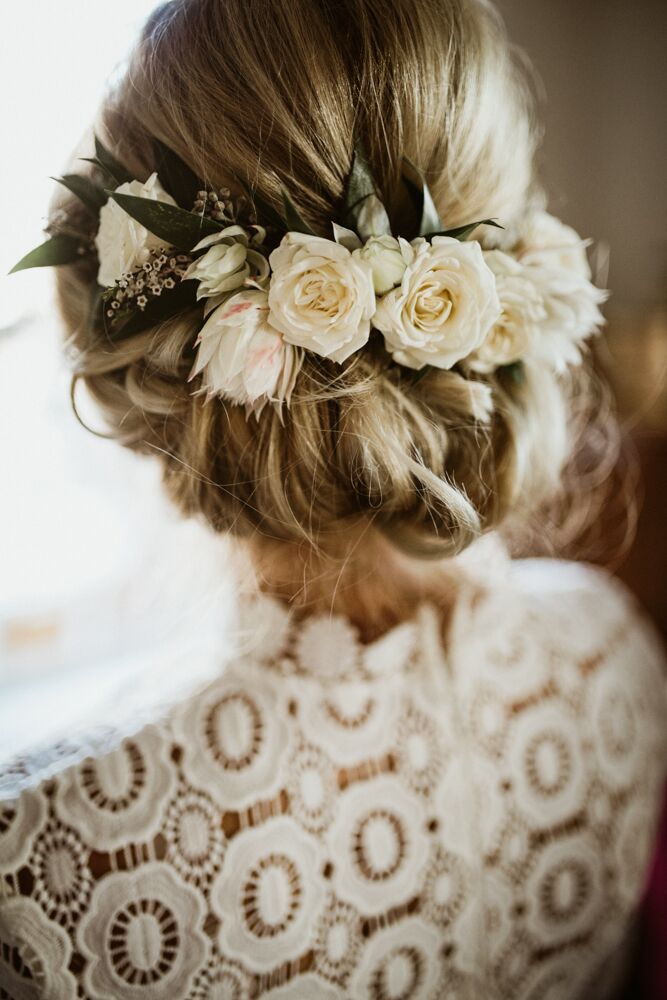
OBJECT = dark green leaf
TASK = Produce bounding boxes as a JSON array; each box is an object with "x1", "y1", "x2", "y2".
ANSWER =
[
  {"x1": 10, "y1": 234, "x2": 87, "y2": 273},
  {"x1": 152, "y1": 138, "x2": 203, "y2": 209},
  {"x1": 233, "y1": 175, "x2": 286, "y2": 231},
  {"x1": 53, "y1": 174, "x2": 107, "y2": 215},
  {"x1": 401, "y1": 158, "x2": 442, "y2": 237},
  {"x1": 100, "y1": 278, "x2": 200, "y2": 342},
  {"x1": 93, "y1": 135, "x2": 133, "y2": 185},
  {"x1": 499, "y1": 360, "x2": 525, "y2": 386},
  {"x1": 281, "y1": 188, "x2": 315, "y2": 235},
  {"x1": 109, "y1": 192, "x2": 222, "y2": 249},
  {"x1": 409, "y1": 366, "x2": 432, "y2": 387},
  {"x1": 425, "y1": 219, "x2": 504, "y2": 241},
  {"x1": 343, "y1": 143, "x2": 377, "y2": 216}
]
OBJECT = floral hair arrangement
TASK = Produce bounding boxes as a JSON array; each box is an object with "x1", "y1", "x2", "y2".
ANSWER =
[{"x1": 12, "y1": 137, "x2": 607, "y2": 415}]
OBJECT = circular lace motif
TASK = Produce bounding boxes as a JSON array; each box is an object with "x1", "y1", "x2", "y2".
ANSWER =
[
  {"x1": 54, "y1": 727, "x2": 175, "y2": 851},
  {"x1": 173, "y1": 669, "x2": 289, "y2": 811},
  {"x1": 286, "y1": 742, "x2": 337, "y2": 834},
  {"x1": 349, "y1": 917, "x2": 443, "y2": 1000},
  {"x1": 263, "y1": 974, "x2": 341, "y2": 999},
  {"x1": 30, "y1": 817, "x2": 92, "y2": 927},
  {"x1": 79, "y1": 862, "x2": 208, "y2": 1000},
  {"x1": 614, "y1": 794, "x2": 656, "y2": 905},
  {"x1": 0, "y1": 787, "x2": 46, "y2": 874},
  {"x1": 506, "y1": 701, "x2": 585, "y2": 827},
  {"x1": 590, "y1": 670, "x2": 641, "y2": 789},
  {"x1": 297, "y1": 677, "x2": 400, "y2": 765},
  {"x1": 163, "y1": 786, "x2": 226, "y2": 888},
  {"x1": 394, "y1": 703, "x2": 445, "y2": 796},
  {"x1": 211, "y1": 815, "x2": 325, "y2": 972},
  {"x1": 327, "y1": 776, "x2": 428, "y2": 915},
  {"x1": 420, "y1": 846, "x2": 467, "y2": 928},
  {"x1": 0, "y1": 896, "x2": 76, "y2": 1000},
  {"x1": 313, "y1": 894, "x2": 362, "y2": 986},
  {"x1": 525, "y1": 833, "x2": 603, "y2": 945},
  {"x1": 189, "y1": 955, "x2": 253, "y2": 1000}
]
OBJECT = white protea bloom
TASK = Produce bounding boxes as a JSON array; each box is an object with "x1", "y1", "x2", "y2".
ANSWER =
[
  {"x1": 95, "y1": 173, "x2": 176, "y2": 287},
  {"x1": 525, "y1": 264, "x2": 607, "y2": 372},
  {"x1": 267, "y1": 232, "x2": 376, "y2": 363},
  {"x1": 373, "y1": 236, "x2": 502, "y2": 370},
  {"x1": 518, "y1": 211, "x2": 592, "y2": 279},
  {"x1": 190, "y1": 289, "x2": 301, "y2": 413},
  {"x1": 184, "y1": 226, "x2": 270, "y2": 314}
]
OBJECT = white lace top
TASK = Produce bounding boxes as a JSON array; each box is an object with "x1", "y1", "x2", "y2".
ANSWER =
[{"x1": 1, "y1": 550, "x2": 666, "y2": 1000}]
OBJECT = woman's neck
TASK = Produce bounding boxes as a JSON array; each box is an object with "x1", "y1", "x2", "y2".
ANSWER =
[{"x1": 241, "y1": 529, "x2": 459, "y2": 643}]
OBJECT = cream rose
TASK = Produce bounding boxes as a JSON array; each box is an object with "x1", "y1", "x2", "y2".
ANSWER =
[
  {"x1": 357, "y1": 235, "x2": 409, "y2": 294},
  {"x1": 373, "y1": 236, "x2": 502, "y2": 370},
  {"x1": 184, "y1": 226, "x2": 270, "y2": 315},
  {"x1": 190, "y1": 290, "x2": 301, "y2": 409},
  {"x1": 468, "y1": 250, "x2": 546, "y2": 372},
  {"x1": 267, "y1": 233, "x2": 376, "y2": 363},
  {"x1": 518, "y1": 211, "x2": 591, "y2": 279},
  {"x1": 95, "y1": 172, "x2": 177, "y2": 287}
]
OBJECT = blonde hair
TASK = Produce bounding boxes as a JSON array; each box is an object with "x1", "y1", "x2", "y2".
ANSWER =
[{"x1": 56, "y1": 0, "x2": 617, "y2": 569}]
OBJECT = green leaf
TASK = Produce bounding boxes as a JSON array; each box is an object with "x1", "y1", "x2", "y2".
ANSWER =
[
  {"x1": 281, "y1": 188, "x2": 315, "y2": 235},
  {"x1": 152, "y1": 138, "x2": 203, "y2": 209},
  {"x1": 234, "y1": 175, "x2": 286, "y2": 231},
  {"x1": 93, "y1": 135, "x2": 133, "y2": 185},
  {"x1": 343, "y1": 143, "x2": 377, "y2": 217},
  {"x1": 100, "y1": 278, "x2": 200, "y2": 341},
  {"x1": 401, "y1": 158, "x2": 442, "y2": 237},
  {"x1": 499, "y1": 360, "x2": 525, "y2": 386},
  {"x1": 53, "y1": 174, "x2": 107, "y2": 214},
  {"x1": 108, "y1": 192, "x2": 222, "y2": 250},
  {"x1": 355, "y1": 194, "x2": 392, "y2": 240},
  {"x1": 425, "y1": 219, "x2": 504, "y2": 241},
  {"x1": 10, "y1": 234, "x2": 87, "y2": 273},
  {"x1": 409, "y1": 366, "x2": 432, "y2": 387}
]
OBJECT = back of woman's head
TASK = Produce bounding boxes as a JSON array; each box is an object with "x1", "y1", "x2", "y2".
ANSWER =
[{"x1": 56, "y1": 0, "x2": 610, "y2": 559}]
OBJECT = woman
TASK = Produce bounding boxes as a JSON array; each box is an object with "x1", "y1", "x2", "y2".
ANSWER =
[{"x1": 1, "y1": 0, "x2": 665, "y2": 996}]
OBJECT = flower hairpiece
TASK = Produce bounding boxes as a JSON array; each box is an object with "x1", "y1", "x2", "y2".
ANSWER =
[{"x1": 12, "y1": 137, "x2": 607, "y2": 415}]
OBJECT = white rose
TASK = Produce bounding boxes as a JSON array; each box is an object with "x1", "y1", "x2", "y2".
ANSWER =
[
  {"x1": 190, "y1": 290, "x2": 301, "y2": 409},
  {"x1": 267, "y1": 232, "x2": 376, "y2": 363},
  {"x1": 184, "y1": 226, "x2": 270, "y2": 310},
  {"x1": 518, "y1": 211, "x2": 591, "y2": 279},
  {"x1": 468, "y1": 250, "x2": 546, "y2": 372},
  {"x1": 524, "y1": 265, "x2": 607, "y2": 372},
  {"x1": 373, "y1": 236, "x2": 502, "y2": 370},
  {"x1": 95, "y1": 172, "x2": 177, "y2": 287},
  {"x1": 357, "y1": 235, "x2": 408, "y2": 294}
]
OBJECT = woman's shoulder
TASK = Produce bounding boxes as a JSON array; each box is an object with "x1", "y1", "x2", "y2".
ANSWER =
[{"x1": 454, "y1": 551, "x2": 666, "y2": 683}]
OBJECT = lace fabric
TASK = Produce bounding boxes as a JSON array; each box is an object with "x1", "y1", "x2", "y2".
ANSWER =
[{"x1": 0, "y1": 554, "x2": 666, "y2": 999}]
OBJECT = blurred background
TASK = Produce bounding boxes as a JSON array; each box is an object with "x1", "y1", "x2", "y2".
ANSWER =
[{"x1": 0, "y1": 1, "x2": 665, "y2": 756}]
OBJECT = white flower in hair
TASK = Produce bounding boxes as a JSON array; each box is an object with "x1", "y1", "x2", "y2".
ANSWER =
[
  {"x1": 95, "y1": 172, "x2": 177, "y2": 287},
  {"x1": 519, "y1": 211, "x2": 592, "y2": 279},
  {"x1": 184, "y1": 225, "x2": 270, "y2": 314},
  {"x1": 357, "y1": 235, "x2": 408, "y2": 294},
  {"x1": 190, "y1": 290, "x2": 302, "y2": 412},
  {"x1": 267, "y1": 232, "x2": 376, "y2": 363},
  {"x1": 468, "y1": 250, "x2": 546, "y2": 373},
  {"x1": 373, "y1": 236, "x2": 502, "y2": 370},
  {"x1": 525, "y1": 264, "x2": 607, "y2": 372}
]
